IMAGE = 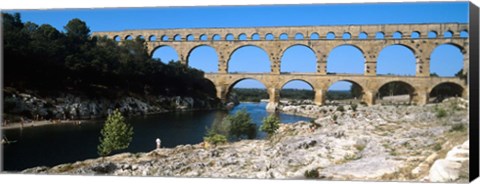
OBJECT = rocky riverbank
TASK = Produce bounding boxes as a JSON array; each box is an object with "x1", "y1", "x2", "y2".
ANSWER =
[
  {"x1": 2, "y1": 88, "x2": 221, "y2": 126},
  {"x1": 21, "y1": 98, "x2": 469, "y2": 182}
]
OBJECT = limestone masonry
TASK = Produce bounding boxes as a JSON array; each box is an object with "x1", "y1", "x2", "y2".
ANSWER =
[{"x1": 92, "y1": 23, "x2": 469, "y2": 110}]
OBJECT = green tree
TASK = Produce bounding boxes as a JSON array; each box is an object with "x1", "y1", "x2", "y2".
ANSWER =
[
  {"x1": 226, "y1": 109, "x2": 257, "y2": 140},
  {"x1": 22, "y1": 21, "x2": 38, "y2": 35},
  {"x1": 2, "y1": 13, "x2": 220, "y2": 107},
  {"x1": 378, "y1": 82, "x2": 411, "y2": 98},
  {"x1": 386, "y1": 82, "x2": 399, "y2": 96},
  {"x1": 3, "y1": 13, "x2": 31, "y2": 86},
  {"x1": 260, "y1": 114, "x2": 280, "y2": 138},
  {"x1": 64, "y1": 18, "x2": 91, "y2": 42},
  {"x1": 98, "y1": 109, "x2": 134, "y2": 157},
  {"x1": 350, "y1": 84, "x2": 363, "y2": 99},
  {"x1": 430, "y1": 83, "x2": 463, "y2": 99}
]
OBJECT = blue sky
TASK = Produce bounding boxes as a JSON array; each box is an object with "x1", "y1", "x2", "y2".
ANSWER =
[{"x1": 5, "y1": 2, "x2": 468, "y2": 90}]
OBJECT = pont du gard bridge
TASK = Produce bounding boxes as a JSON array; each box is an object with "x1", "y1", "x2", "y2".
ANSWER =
[{"x1": 92, "y1": 23, "x2": 469, "y2": 111}]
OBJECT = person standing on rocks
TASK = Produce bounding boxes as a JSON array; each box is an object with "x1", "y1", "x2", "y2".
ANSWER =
[{"x1": 156, "y1": 138, "x2": 161, "y2": 149}]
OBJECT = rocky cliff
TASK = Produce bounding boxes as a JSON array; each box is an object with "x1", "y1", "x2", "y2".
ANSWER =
[{"x1": 3, "y1": 88, "x2": 220, "y2": 122}]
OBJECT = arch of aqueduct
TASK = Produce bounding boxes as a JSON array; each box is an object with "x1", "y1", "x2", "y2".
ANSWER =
[{"x1": 93, "y1": 23, "x2": 469, "y2": 111}]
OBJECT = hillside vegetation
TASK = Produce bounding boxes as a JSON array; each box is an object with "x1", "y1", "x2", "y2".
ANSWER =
[{"x1": 3, "y1": 13, "x2": 216, "y2": 99}]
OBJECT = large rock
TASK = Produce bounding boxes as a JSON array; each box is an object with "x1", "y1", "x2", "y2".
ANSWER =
[
  {"x1": 428, "y1": 159, "x2": 462, "y2": 182},
  {"x1": 411, "y1": 153, "x2": 438, "y2": 176},
  {"x1": 428, "y1": 140, "x2": 469, "y2": 182}
]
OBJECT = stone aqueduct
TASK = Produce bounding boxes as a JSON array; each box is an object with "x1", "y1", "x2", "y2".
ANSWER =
[{"x1": 93, "y1": 23, "x2": 469, "y2": 110}]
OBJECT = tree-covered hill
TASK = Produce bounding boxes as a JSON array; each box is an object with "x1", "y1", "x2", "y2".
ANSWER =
[{"x1": 2, "y1": 13, "x2": 216, "y2": 100}]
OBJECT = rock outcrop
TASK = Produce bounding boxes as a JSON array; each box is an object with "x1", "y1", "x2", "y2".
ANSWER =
[
  {"x1": 428, "y1": 140, "x2": 469, "y2": 182},
  {"x1": 3, "y1": 90, "x2": 219, "y2": 121}
]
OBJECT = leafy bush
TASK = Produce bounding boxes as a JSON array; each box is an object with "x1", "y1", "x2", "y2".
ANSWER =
[
  {"x1": 203, "y1": 130, "x2": 227, "y2": 146},
  {"x1": 343, "y1": 154, "x2": 360, "y2": 161},
  {"x1": 354, "y1": 144, "x2": 366, "y2": 152},
  {"x1": 204, "y1": 109, "x2": 257, "y2": 142},
  {"x1": 336, "y1": 106, "x2": 345, "y2": 112},
  {"x1": 260, "y1": 114, "x2": 280, "y2": 138},
  {"x1": 304, "y1": 169, "x2": 319, "y2": 178},
  {"x1": 226, "y1": 109, "x2": 257, "y2": 140},
  {"x1": 436, "y1": 108, "x2": 447, "y2": 118},
  {"x1": 433, "y1": 143, "x2": 442, "y2": 151},
  {"x1": 390, "y1": 150, "x2": 399, "y2": 156},
  {"x1": 98, "y1": 109, "x2": 134, "y2": 157}
]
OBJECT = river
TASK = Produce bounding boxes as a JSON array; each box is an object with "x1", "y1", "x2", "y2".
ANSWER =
[{"x1": 1, "y1": 102, "x2": 311, "y2": 171}]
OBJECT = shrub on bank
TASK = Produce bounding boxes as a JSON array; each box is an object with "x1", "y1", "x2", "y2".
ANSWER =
[
  {"x1": 204, "y1": 108, "x2": 257, "y2": 142},
  {"x1": 226, "y1": 109, "x2": 257, "y2": 140},
  {"x1": 260, "y1": 114, "x2": 280, "y2": 138},
  {"x1": 203, "y1": 130, "x2": 228, "y2": 146},
  {"x1": 433, "y1": 143, "x2": 442, "y2": 151},
  {"x1": 436, "y1": 108, "x2": 447, "y2": 118},
  {"x1": 304, "y1": 169, "x2": 319, "y2": 178},
  {"x1": 336, "y1": 106, "x2": 345, "y2": 112},
  {"x1": 354, "y1": 144, "x2": 366, "y2": 152}
]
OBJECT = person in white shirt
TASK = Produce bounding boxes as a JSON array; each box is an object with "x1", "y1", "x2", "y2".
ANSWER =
[{"x1": 156, "y1": 138, "x2": 161, "y2": 149}]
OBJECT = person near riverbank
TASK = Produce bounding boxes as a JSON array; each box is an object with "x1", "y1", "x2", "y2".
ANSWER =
[{"x1": 156, "y1": 138, "x2": 161, "y2": 149}]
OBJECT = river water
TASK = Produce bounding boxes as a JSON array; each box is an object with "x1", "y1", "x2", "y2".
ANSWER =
[{"x1": 2, "y1": 102, "x2": 311, "y2": 171}]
